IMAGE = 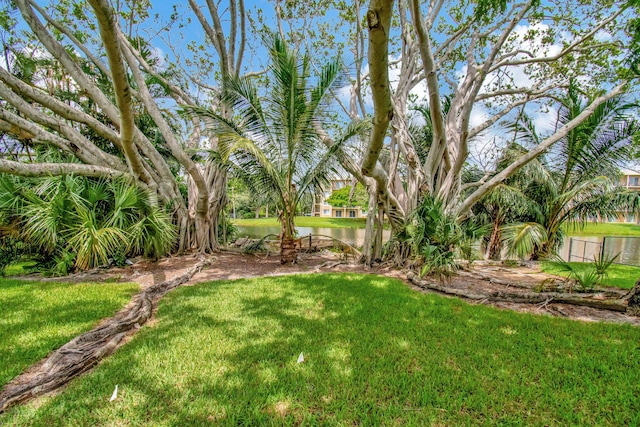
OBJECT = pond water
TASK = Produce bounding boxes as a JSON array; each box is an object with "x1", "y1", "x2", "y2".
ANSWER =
[
  {"x1": 234, "y1": 225, "x2": 390, "y2": 247},
  {"x1": 558, "y1": 236, "x2": 640, "y2": 266},
  {"x1": 235, "y1": 225, "x2": 640, "y2": 266}
]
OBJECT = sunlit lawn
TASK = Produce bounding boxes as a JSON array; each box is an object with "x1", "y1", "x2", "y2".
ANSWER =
[
  {"x1": 2, "y1": 273, "x2": 638, "y2": 426},
  {"x1": 540, "y1": 262, "x2": 640, "y2": 289},
  {"x1": 233, "y1": 216, "x2": 367, "y2": 228},
  {"x1": 0, "y1": 279, "x2": 139, "y2": 387}
]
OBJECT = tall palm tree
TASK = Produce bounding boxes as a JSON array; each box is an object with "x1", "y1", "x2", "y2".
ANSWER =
[
  {"x1": 505, "y1": 86, "x2": 639, "y2": 259},
  {"x1": 186, "y1": 33, "x2": 365, "y2": 263}
]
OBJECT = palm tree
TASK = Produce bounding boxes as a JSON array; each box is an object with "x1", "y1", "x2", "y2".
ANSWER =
[
  {"x1": 185, "y1": 33, "x2": 364, "y2": 263},
  {"x1": 473, "y1": 140, "x2": 548, "y2": 260},
  {"x1": 505, "y1": 86, "x2": 639, "y2": 259}
]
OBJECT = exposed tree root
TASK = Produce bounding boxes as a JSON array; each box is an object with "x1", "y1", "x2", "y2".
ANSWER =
[
  {"x1": 317, "y1": 261, "x2": 346, "y2": 269},
  {"x1": 457, "y1": 270, "x2": 541, "y2": 290},
  {"x1": 407, "y1": 272, "x2": 630, "y2": 314},
  {"x1": 623, "y1": 279, "x2": 640, "y2": 316},
  {"x1": 0, "y1": 258, "x2": 212, "y2": 414}
]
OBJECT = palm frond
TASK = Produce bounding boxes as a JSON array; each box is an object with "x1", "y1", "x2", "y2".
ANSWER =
[{"x1": 503, "y1": 222, "x2": 548, "y2": 259}]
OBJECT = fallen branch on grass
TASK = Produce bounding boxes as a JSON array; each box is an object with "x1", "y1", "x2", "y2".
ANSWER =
[{"x1": 407, "y1": 272, "x2": 630, "y2": 313}]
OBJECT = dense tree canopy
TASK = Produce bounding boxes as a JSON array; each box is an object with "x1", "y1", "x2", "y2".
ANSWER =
[{"x1": 0, "y1": 0, "x2": 637, "y2": 264}]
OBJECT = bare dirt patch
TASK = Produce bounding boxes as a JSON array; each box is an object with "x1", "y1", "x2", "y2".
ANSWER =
[{"x1": 62, "y1": 251, "x2": 638, "y2": 326}]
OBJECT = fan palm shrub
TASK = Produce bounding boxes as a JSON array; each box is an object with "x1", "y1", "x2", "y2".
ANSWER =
[
  {"x1": 0, "y1": 174, "x2": 176, "y2": 272},
  {"x1": 184, "y1": 33, "x2": 365, "y2": 263}
]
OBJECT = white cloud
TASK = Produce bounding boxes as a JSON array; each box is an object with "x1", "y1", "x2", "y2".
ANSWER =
[
  {"x1": 150, "y1": 46, "x2": 168, "y2": 71},
  {"x1": 533, "y1": 105, "x2": 559, "y2": 136}
]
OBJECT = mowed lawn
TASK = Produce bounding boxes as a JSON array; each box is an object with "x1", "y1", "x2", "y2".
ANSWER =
[
  {"x1": 0, "y1": 279, "x2": 139, "y2": 387},
  {"x1": 2, "y1": 274, "x2": 638, "y2": 426},
  {"x1": 566, "y1": 222, "x2": 640, "y2": 236},
  {"x1": 541, "y1": 262, "x2": 640, "y2": 289}
]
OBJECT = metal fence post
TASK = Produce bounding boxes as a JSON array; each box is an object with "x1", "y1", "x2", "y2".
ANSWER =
[{"x1": 568, "y1": 238, "x2": 573, "y2": 261}]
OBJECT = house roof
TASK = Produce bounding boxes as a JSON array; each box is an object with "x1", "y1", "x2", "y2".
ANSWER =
[{"x1": 619, "y1": 167, "x2": 640, "y2": 176}]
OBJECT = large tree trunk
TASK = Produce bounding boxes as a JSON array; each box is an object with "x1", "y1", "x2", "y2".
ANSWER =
[
  {"x1": 280, "y1": 237, "x2": 298, "y2": 265},
  {"x1": 361, "y1": 189, "x2": 380, "y2": 264},
  {"x1": 280, "y1": 200, "x2": 297, "y2": 264},
  {"x1": 407, "y1": 272, "x2": 630, "y2": 313},
  {"x1": 205, "y1": 160, "x2": 227, "y2": 251}
]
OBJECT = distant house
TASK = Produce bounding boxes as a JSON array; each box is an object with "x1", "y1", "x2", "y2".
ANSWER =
[
  {"x1": 312, "y1": 178, "x2": 367, "y2": 218},
  {"x1": 614, "y1": 168, "x2": 640, "y2": 223}
]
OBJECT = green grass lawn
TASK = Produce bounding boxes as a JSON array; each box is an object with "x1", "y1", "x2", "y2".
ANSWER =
[
  {"x1": 541, "y1": 262, "x2": 640, "y2": 289},
  {"x1": 565, "y1": 222, "x2": 640, "y2": 236},
  {"x1": 2, "y1": 273, "x2": 638, "y2": 426},
  {"x1": 233, "y1": 216, "x2": 367, "y2": 228},
  {"x1": 0, "y1": 279, "x2": 139, "y2": 387}
]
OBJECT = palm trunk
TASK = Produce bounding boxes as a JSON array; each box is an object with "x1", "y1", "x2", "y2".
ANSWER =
[
  {"x1": 486, "y1": 215, "x2": 503, "y2": 260},
  {"x1": 280, "y1": 201, "x2": 297, "y2": 264}
]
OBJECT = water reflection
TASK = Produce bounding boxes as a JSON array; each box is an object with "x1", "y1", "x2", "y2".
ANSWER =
[
  {"x1": 559, "y1": 236, "x2": 640, "y2": 266},
  {"x1": 234, "y1": 225, "x2": 390, "y2": 247},
  {"x1": 236, "y1": 226, "x2": 640, "y2": 266}
]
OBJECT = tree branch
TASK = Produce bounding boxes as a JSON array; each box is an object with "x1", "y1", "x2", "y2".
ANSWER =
[
  {"x1": 0, "y1": 159, "x2": 129, "y2": 180},
  {"x1": 88, "y1": 0, "x2": 150, "y2": 184},
  {"x1": 457, "y1": 83, "x2": 629, "y2": 217}
]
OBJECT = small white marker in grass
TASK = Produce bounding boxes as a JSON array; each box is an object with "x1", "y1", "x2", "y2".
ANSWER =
[
  {"x1": 109, "y1": 384, "x2": 118, "y2": 402},
  {"x1": 297, "y1": 352, "x2": 304, "y2": 363}
]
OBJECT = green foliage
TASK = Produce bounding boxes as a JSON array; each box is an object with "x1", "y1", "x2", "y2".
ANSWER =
[
  {"x1": 67, "y1": 209, "x2": 129, "y2": 271},
  {"x1": 592, "y1": 251, "x2": 620, "y2": 278},
  {"x1": 541, "y1": 261, "x2": 640, "y2": 289},
  {"x1": 47, "y1": 250, "x2": 77, "y2": 277},
  {"x1": 503, "y1": 222, "x2": 549, "y2": 260},
  {"x1": 3, "y1": 274, "x2": 639, "y2": 425},
  {"x1": 387, "y1": 196, "x2": 486, "y2": 275},
  {"x1": 218, "y1": 213, "x2": 237, "y2": 245},
  {"x1": 326, "y1": 183, "x2": 368, "y2": 208},
  {"x1": 0, "y1": 237, "x2": 21, "y2": 276},
  {"x1": 549, "y1": 252, "x2": 619, "y2": 291},
  {"x1": 0, "y1": 174, "x2": 176, "y2": 273},
  {"x1": 498, "y1": 88, "x2": 639, "y2": 260},
  {"x1": 549, "y1": 257, "x2": 599, "y2": 291},
  {"x1": 182, "y1": 31, "x2": 367, "y2": 249}
]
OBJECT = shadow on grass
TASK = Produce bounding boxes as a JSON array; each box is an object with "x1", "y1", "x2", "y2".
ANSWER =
[
  {"x1": 0, "y1": 280, "x2": 138, "y2": 386},
  {"x1": 2, "y1": 273, "x2": 639, "y2": 426}
]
